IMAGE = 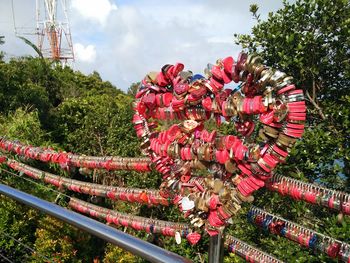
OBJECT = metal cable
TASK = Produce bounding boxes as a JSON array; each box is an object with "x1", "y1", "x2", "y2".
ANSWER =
[
  {"x1": 0, "y1": 230, "x2": 53, "y2": 262},
  {"x1": 0, "y1": 167, "x2": 71, "y2": 200},
  {"x1": 0, "y1": 253, "x2": 14, "y2": 263},
  {"x1": 3, "y1": 159, "x2": 169, "y2": 206}
]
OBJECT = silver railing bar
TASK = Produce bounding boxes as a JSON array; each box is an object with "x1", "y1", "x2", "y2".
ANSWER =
[{"x1": 0, "y1": 183, "x2": 191, "y2": 263}]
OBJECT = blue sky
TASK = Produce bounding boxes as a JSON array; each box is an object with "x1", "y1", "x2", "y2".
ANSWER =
[{"x1": 0, "y1": 0, "x2": 286, "y2": 91}]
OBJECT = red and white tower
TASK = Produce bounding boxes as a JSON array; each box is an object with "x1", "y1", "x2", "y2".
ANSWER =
[{"x1": 36, "y1": 0, "x2": 74, "y2": 62}]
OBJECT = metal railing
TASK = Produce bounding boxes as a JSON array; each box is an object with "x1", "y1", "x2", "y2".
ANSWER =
[{"x1": 0, "y1": 183, "x2": 191, "y2": 263}]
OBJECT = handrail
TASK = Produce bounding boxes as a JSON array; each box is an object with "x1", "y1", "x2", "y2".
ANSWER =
[{"x1": 0, "y1": 183, "x2": 191, "y2": 263}]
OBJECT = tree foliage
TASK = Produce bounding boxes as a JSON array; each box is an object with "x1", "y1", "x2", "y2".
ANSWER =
[
  {"x1": 229, "y1": 0, "x2": 350, "y2": 262},
  {"x1": 235, "y1": 0, "x2": 350, "y2": 188}
]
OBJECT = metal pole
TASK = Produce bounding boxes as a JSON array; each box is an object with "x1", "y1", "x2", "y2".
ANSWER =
[
  {"x1": 208, "y1": 230, "x2": 225, "y2": 263},
  {"x1": 0, "y1": 184, "x2": 191, "y2": 263}
]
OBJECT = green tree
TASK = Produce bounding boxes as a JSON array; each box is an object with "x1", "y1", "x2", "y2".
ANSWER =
[
  {"x1": 31, "y1": 216, "x2": 101, "y2": 263},
  {"x1": 103, "y1": 244, "x2": 137, "y2": 263},
  {"x1": 0, "y1": 109, "x2": 53, "y2": 262},
  {"x1": 0, "y1": 58, "x2": 125, "y2": 262},
  {"x1": 53, "y1": 93, "x2": 137, "y2": 156},
  {"x1": 228, "y1": 0, "x2": 350, "y2": 262},
  {"x1": 0, "y1": 36, "x2": 4, "y2": 60},
  {"x1": 236, "y1": 0, "x2": 350, "y2": 187}
]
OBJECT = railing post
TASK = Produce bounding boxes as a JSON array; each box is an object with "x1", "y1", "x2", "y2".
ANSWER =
[{"x1": 208, "y1": 229, "x2": 225, "y2": 263}]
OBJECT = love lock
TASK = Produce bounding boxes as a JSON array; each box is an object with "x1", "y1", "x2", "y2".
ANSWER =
[{"x1": 133, "y1": 52, "x2": 306, "y2": 233}]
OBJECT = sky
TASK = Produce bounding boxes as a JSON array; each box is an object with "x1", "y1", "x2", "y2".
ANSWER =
[{"x1": 0, "y1": 0, "x2": 286, "y2": 91}]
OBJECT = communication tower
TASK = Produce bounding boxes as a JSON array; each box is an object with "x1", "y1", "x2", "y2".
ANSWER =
[{"x1": 35, "y1": 0, "x2": 74, "y2": 62}]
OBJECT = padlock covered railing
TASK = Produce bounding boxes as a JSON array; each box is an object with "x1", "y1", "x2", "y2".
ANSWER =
[
  {"x1": 0, "y1": 137, "x2": 151, "y2": 171},
  {"x1": 248, "y1": 206, "x2": 350, "y2": 262},
  {"x1": 267, "y1": 174, "x2": 350, "y2": 215}
]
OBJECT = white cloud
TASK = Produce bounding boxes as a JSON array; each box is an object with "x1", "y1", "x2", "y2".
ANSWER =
[
  {"x1": 0, "y1": 0, "x2": 287, "y2": 90},
  {"x1": 74, "y1": 43, "x2": 96, "y2": 63},
  {"x1": 207, "y1": 36, "x2": 234, "y2": 44},
  {"x1": 71, "y1": 0, "x2": 117, "y2": 25}
]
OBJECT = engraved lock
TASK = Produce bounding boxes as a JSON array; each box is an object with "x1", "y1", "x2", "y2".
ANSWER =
[
  {"x1": 231, "y1": 92, "x2": 242, "y2": 108},
  {"x1": 204, "y1": 145, "x2": 214, "y2": 162},
  {"x1": 193, "y1": 195, "x2": 201, "y2": 210},
  {"x1": 224, "y1": 160, "x2": 237, "y2": 173},
  {"x1": 263, "y1": 92, "x2": 274, "y2": 107},
  {"x1": 203, "y1": 192, "x2": 213, "y2": 212},
  {"x1": 321, "y1": 192, "x2": 331, "y2": 207},
  {"x1": 263, "y1": 86, "x2": 275, "y2": 98},
  {"x1": 214, "y1": 99, "x2": 223, "y2": 114},
  {"x1": 239, "y1": 70, "x2": 248, "y2": 82},
  {"x1": 237, "y1": 99, "x2": 244, "y2": 115},
  {"x1": 194, "y1": 219, "x2": 205, "y2": 228},
  {"x1": 243, "y1": 54, "x2": 255, "y2": 72},
  {"x1": 190, "y1": 217, "x2": 200, "y2": 224},
  {"x1": 204, "y1": 63, "x2": 214, "y2": 78},
  {"x1": 167, "y1": 143, "x2": 175, "y2": 158},
  {"x1": 253, "y1": 64, "x2": 266, "y2": 81},
  {"x1": 259, "y1": 128, "x2": 269, "y2": 141},
  {"x1": 231, "y1": 175, "x2": 242, "y2": 186},
  {"x1": 264, "y1": 126, "x2": 279, "y2": 138},
  {"x1": 198, "y1": 198, "x2": 208, "y2": 212},
  {"x1": 180, "y1": 71, "x2": 193, "y2": 82},
  {"x1": 333, "y1": 193, "x2": 341, "y2": 211},
  {"x1": 146, "y1": 71, "x2": 158, "y2": 83},
  {"x1": 214, "y1": 136, "x2": 225, "y2": 150},
  {"x1": 243, "y1": 54, "x2": 252, "y2": 69},
  {"x1": 287, "y1": 93, "x2": 305, "y2": 102},
  {"x1": 273, "y1": 101, "x2": 288, "y2": 122},
  {"x1": 319, "y1": 237, "x2": 329, "y2": 254},
  {"x1": 212, "y1": 179, "x2": 224, "y2": 194},
  {"x1": 222, "y1": 206, "x2": 234, "y2": 219},
  {"x1": 228, "y1": 100, "x2": 238, "y2": 117},
  {"x1": 250, "y1": 56, "x2": 263, "y2": 70},
  {"x1": 276, "y1": 76, "x2": 293, "y2": 89},
  {"x1": 249, "y1": 145, "x2": 260, "y2": 162},
  {"x1": 183, "y1": 120, "x2": 200, "y2": 133},
  {"x1": 202, "y1": 192, "x2": 211, "y2": 212},
  {"x1": 237, "y1": 191, "x2": 254, "y2": 203},
  {"x1": 218, "y1": 186, "x2": 231, "y2": 202},
  {"x1": 259, "y1": 68, "x2": 274, "y2": 90},
  {"x1": 227, "y1": 202, "x2": 241, "y2": 215},
  {"x1": 197, "y1": 192, "x2": 208, "y2": 212},
  {"x1": 197, "y1": 145, "x2": 205, "y2": 161},
  {"x1": 269, "y1": 71, "x2": 286, "y2": 86}
]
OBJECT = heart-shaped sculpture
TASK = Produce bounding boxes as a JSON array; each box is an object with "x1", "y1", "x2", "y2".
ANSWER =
[{"x1": 133, "y1": 52, "x2": 306, "y2": 234}]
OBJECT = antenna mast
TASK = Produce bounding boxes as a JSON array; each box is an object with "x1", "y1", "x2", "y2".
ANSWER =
[{"x1": 36, "y1": 0, "x2": 74, "y2": 62}]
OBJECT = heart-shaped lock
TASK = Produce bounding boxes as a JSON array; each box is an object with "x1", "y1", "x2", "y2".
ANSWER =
[
  {"x1": 181, "y1": 196, "x2": 195, "y2": 211},
  {"x1": 186, "y1": 232, "x2": 201, "y2": 245}
]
